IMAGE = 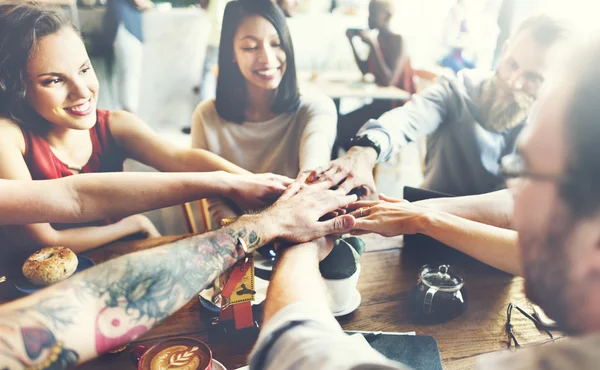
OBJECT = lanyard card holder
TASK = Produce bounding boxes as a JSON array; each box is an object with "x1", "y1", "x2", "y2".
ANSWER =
[{"x1": 208, "y1": 256, "x2": 259, "y2": 344}]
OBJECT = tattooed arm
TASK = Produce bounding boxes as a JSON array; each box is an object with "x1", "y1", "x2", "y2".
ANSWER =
[
  {"x1": 0, "y1": 178, "x2": 358, "y2": 369},
  {"x1": 0, "y1": 225, "x2": 251, "y2": 369}
]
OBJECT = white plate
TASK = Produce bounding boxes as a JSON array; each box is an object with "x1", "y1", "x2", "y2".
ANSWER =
[
  {"x1": 332, "y1": 289, "x2": 361, "y2": 317},
  {"x1": 213, "y1": 359, "x2": 226, "y2": 370}
]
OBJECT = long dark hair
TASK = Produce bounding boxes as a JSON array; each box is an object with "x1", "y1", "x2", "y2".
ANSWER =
[
  {"x1": 215, "y1": 0, "x2": 300, "y2": 123},
  {"x1": 0, "y1": 2, "x2": 74, "y2": 132}
]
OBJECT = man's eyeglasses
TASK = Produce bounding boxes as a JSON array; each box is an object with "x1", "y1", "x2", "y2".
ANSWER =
[
  {"x1": 500, "y1": 153, "x2": 570, "y2": 188},
  {"x1": 506, "y1": 303, "x2": 554, "y2": 349}
]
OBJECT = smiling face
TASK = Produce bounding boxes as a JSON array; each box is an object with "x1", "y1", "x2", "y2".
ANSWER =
[
  {"x1": 232, "y1": 15, "x2": 286, "y2": 92},
  {"x1": 25, "y1": 27, "x2": 99, "y2": 131},
  {"x1": 496, "y1": 28, "x2": 551, "y2": 100}
]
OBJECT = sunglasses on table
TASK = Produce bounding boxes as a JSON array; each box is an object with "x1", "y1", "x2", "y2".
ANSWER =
[{"x1": 505, "y1": 303, "x2": 554, "y2": 349}]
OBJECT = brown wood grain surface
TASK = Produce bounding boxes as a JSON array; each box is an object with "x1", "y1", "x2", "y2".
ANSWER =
[{"x1": 0, "y1": 234, "x2": 566, "y2": 370}]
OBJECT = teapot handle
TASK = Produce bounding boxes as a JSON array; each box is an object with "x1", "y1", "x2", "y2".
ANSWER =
[{"x1": 423, "y1": 286, "x2": 438, "y2": 314}]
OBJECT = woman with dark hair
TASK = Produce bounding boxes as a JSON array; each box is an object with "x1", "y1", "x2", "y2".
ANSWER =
[
  {"x1": 191, "y1": 0, "x2": 337, "y2": 224},
  {"x1": 0, "y1": 2, "x2": 291, "y2": 254}
]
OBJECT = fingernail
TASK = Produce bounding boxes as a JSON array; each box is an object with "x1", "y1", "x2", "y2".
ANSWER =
[{"x1": 343, "y1": 214, "x2": 355, "y2": 228}]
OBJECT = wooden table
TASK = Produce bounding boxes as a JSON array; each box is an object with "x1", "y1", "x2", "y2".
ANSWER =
[{"x1": 0, "y1": 234, "x2": 565, "y2": 369}]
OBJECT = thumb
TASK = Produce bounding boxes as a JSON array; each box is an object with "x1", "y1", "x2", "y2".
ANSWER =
[
  {"x1": 318, "y1": 214, "x2": 355, "y2": 235},
  {"x1": 379, "y1": 193, "x2": 404, "y2": 203}
]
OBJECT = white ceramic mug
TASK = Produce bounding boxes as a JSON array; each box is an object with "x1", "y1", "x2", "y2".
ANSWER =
[{"x1": 323, "y1": 264, "x2": 361, "y2": 314}]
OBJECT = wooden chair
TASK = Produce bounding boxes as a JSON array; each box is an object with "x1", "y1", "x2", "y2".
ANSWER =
[{"x1": 181, "y1": 199, "x2": 212, "y2": 234}]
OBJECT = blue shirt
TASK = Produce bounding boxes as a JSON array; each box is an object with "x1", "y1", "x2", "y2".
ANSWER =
[
  {"x1": 104, "y1": 0, "x2": 144, "y2": 43},
  {"x1": 360, "y1": 69, "x2": 525, "y2": 196}
]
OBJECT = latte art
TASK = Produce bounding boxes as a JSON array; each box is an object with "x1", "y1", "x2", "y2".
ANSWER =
[
  {"x1": 138, "y1": 338, "x2": 212, "y2": 370},
  {"x1": 149, "y1": 345, "x2": 203, "y2": 370}
]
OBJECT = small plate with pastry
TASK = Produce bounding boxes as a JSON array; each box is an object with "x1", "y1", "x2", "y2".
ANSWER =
[{"x1": 15, "y1": 246, "x2": 95, "y2": 294}]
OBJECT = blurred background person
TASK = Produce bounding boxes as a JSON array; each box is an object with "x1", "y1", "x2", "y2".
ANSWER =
[
  {"x1": 195, "y1": 0, "x2": 230, "y2": 102},
  {"x1": 323, "y1": 14, "x2": 568, "y2": 198},
  {"x1": 336, "y1": 0, "x2": 416, "y2": 153},
  {"x1": 104, "y1": 0, "x2": 154, "y2": 114},
  {"x1": 438, "y1": 0, "x2": 476, "y2": 74}
]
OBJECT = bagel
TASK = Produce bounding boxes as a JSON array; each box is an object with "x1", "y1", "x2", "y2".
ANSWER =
[{"x1": 22, "y1": 246, "x2": 78, "y2": 286}]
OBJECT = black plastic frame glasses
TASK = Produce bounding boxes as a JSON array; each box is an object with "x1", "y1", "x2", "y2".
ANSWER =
[{"x1": 506, "y1": 303, "x2": 554, "y2": 349}]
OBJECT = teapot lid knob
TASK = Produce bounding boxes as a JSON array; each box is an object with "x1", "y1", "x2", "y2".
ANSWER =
[{"x1": 439, "y1": 265, "x2": 449, "y2": 275}]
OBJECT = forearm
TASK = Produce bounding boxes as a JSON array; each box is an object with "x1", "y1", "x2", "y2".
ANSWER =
[
  {"x1": 419, "y1": 210, "x2": 521, "y2": 276},
  {"x1": 0, "y1": 219, "x2": 270, "y2": 368},
  {"x1": 299, "y1": 133, "x2": 336, "y2": 173},
  {"x1": 264, "y1": 243, "x2": 329, "y2": 324},
  {"x1": 389, "y1": 54, "x2": 408, "y2": 87},
  {"x1": 0, "y1": 172, "x2": 239, "y2": 225},
  {"x1": 168, "y1": 149, "x2": 251, "y2": 175},
  {"x1": 252, "y1": 242, "x2": 401, "y2": 370},
  {"x1": 370, "y1": 44, "x2": 393, "y2": 84},
  {"x1": 415, "y1": 190, "x2": 514, "y2": 229},
  {"x1": 69, "y1": 172, "x2": 237, "y2": 222},
  {"x1": 360, "y1": 82, "x2": 449, "y2": 156}
]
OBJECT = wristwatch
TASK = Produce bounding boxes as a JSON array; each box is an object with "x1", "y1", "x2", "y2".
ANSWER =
[{"x1": 348, "y1": 134, "x2": 381, "y2": 158}]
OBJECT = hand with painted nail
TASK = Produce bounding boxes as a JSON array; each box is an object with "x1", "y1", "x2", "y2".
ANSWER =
[{"x1": 347, "y1": 194, "x2": 429, "y2": 237}]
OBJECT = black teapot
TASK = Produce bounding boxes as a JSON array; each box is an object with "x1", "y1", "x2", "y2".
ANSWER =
[{"x1": 409, "y1": 264, "x2": 468, "y2": 324}]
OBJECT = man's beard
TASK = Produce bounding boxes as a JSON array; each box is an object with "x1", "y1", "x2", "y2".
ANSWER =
[
  {"x1": 478, "y1": 75, "x2": 535, "y2": 133},
  {"x1": 521, "y1": 205, "x2": 576, "y2": 333}
]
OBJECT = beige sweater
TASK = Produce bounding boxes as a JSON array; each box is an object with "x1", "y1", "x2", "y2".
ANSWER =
[{"x1": 191, "y1": 93, "x2": 337, "y2": 226}]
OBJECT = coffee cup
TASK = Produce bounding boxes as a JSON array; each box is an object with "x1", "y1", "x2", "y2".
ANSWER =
[
  {"x1": 324, "y1": 264, "x2": 361, "y2": 314},
  {"x1": 131, "y1": 337, "x2": 212, "y2": 370}
]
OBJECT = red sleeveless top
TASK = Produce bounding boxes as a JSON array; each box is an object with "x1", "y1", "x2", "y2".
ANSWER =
[{"x1": 21, "y1": 109, "x2": 126, "y2": 227}]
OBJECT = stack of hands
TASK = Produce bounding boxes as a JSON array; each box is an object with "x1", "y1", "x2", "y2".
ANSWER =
[{"x1": 233, "y1": 148, "x2": 428, "y2": 260}]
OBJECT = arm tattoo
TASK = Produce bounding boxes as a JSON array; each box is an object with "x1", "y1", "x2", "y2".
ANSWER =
[
  {"x1": 248, "y1": 231, "x2": 260, "y2": 250},
  {"x1": 0, "y1": 304, "x2": 79, "y2": 370},
  {"x1": 86, "y1": 228, "x2": 246, "y2": 353},
  {"x1": 0, "y1": 226, "x2": 262, "y2": 369}
]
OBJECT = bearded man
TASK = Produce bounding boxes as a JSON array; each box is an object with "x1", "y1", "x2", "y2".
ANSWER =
[{"x1": 329, "y1": 14, "x2": 567, "y2": 197}]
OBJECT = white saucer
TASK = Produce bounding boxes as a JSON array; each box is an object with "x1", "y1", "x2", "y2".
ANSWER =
[
  {"x1": 252, "y1": 251, "x2": 274, "y2": 271},
  {"x1": 332, "y1": 290, "x2": 362, "y2": 317},
  {"x1": 213, "y1": 359, "x2": 226, "y2": 370}
]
